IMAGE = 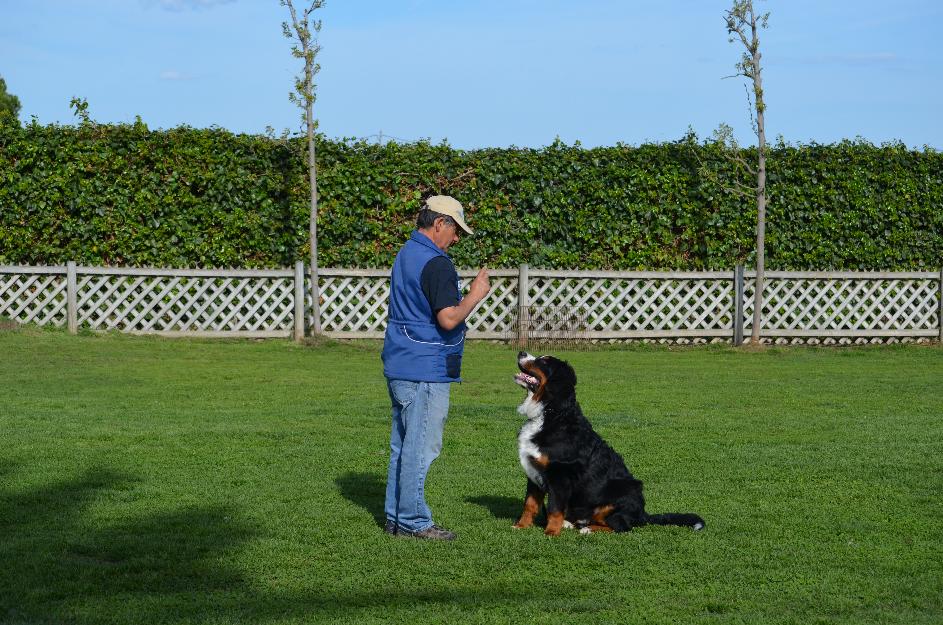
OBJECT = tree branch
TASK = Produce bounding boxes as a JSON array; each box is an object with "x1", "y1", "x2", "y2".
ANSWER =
[
  {"x1": 689, "y1": 142, "x2": 756, "y2": 200},
  {"x1": 743, "y1": 83, "x2": 758, "y2": 136},
  {"x1": 729, "y1": 147, "x2": 757, "y2": 176}
]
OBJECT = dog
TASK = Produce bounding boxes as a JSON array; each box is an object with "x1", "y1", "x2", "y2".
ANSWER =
[{"x1": 513, "y1": 351, "x2": 705, "y2": 536}]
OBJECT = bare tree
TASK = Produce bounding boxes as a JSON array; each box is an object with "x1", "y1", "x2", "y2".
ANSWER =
[
  {"x1": 282, "y1": 0, "x2": 324, "y2": 335},
  {"x1": 723, "y1": 0, "x2": 769, "y2": 344}
]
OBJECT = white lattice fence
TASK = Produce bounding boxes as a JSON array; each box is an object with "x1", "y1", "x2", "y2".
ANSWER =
[
  {"x1": 526, "y1": 270, "x2": 734, "y2": 340},
  {"x1": 0, "y1": 264, "x2": 304, "y2": 338},
  {"x1": 314, "y1": 269, "x2": 520, "y2": 338},
  {"x1": 463, "y1": 270, "x2": 519, "y2": 339},
  {"x1": 316, "y1": 269, "x2": 389, "y2": 337},
  {"x1": 76, "y1": 268, "x2": 298, "y2": 336},
  {"x1": 2, "y1": 264, "x2": 941, "y2": 343},
  {"x1": 744, "y1": 271, "x2": 941, "y2": 344},
  {"x1": 0, "y1": 267, "x2": 68, "y2": 327}
]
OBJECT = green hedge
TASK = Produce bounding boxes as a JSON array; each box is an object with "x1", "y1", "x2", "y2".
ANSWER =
[{"x1": 1, "y1": 120, "x2": 941, "y2": 270}]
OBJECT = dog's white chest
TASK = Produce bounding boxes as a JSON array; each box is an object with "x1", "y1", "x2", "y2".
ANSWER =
[{"x1": 517, "y1": 397, "x2": 545, "y2": 487}]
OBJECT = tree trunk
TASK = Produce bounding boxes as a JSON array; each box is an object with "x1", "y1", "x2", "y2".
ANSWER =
[
  {"x1": 749, "y1": 18, "x2": 766, "y2": 344},
  {"x1": 306, "y1": 69, "x2": 321, "y2": 335}
]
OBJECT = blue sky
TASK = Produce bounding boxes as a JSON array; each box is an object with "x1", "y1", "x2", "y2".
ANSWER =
[{"x1": 3, "y1": 0, "x2": 941, "y2": 149}]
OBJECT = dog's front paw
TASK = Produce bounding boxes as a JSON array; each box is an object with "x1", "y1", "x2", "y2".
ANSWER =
[{"x1": 544, "y1": 527, "x2": 561, "y2": 537}]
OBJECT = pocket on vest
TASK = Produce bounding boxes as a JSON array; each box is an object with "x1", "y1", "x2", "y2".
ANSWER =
[{"x1": 445, "y1": 353, "x2": 462, "y2": 379}]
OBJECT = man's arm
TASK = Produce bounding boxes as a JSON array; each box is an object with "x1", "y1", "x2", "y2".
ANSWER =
[{"x1": 436, "y1": 268, "x2": 490, "y2": 331}]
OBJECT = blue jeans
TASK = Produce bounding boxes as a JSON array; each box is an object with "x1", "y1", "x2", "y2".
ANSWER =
[{"x1": 384, "y1": 379, "x2": 451, "y2": 533}]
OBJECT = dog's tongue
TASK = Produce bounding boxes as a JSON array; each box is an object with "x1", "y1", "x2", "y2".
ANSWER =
[{"x1": 515, "y1": 372, "x2": 538, "y2": 385}]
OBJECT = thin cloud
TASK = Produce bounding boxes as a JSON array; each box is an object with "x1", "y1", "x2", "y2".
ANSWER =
[{"x1": 160, "y1": 70, "x2": 197, "y2": 81}]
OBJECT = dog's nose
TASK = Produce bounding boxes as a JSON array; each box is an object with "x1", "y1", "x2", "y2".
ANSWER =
[{"x1": 518, "y1": 351, "x2": 528, "y2": 359}]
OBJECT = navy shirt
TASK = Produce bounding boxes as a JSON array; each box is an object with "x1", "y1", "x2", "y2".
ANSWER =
[{"x1": 420, "y1": 256, "x2": 461, "y2": 316}]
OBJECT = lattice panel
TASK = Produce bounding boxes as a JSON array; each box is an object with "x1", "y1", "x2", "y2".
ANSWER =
[
  {"x1": 463, "y1": 274, "x2": 519, "y2": 334},
  {"x1": 0, "y1": 273, "x2": 68, "y2": 327},
  {"x1": 528, "y1": 277, "x2": 734, "y2": 332},
  {"x1": 77, "y1": 274, "x2": 296, "y2": 332},
  {"x1": 744, "y1": 277, "x2": 939, "y2": 332},
  {"x1": 316, "y1": 274, "x2": 520, "y2": 335},
  {"x1": 317, "y1": 275, "x2": 390, "y2": 333}
]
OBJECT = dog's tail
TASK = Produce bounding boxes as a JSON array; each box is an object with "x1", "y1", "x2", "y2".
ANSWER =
[
  {"x1": 643, "y1": 512, "x2": 705, "y2": 531},
  {"x1": 604, "y1": 509, "x2": 705, "y2": 532}
]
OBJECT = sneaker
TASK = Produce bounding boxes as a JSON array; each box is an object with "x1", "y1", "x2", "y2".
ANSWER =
[
  {"x1": 403, "y1": 524, "x2": 456, "y2": 541},
  {"x1": 384, "y1": 520, "x2": 399, "y2": 536}
]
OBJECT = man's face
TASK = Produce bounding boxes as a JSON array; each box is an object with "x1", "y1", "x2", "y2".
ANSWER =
[{"x1": 430, "y1": 217, "x2": 462, "y2": 252}]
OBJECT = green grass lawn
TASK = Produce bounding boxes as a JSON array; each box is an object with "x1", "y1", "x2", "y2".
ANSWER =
[{"x1": 1, "y1": 327, "x2": 941, "y2": 625}]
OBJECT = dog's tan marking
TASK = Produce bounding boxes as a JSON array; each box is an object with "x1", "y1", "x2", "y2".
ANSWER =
[
  {"x1": 576, "y1": 505, "x2": 615, "y2": 534},
  {"x1": 513, "y1": 492, "x2": 543, "y2": 529},
  {"x1": 591, "y1": 504, "x2": 615, "y2": 526},
  {"x1": 530, "y1": 454, "x2": 550, "y2": 469},
  {"x1": 545, "y1": 511, "x2": 565, "y2": 536},
  {"x1": 520, "y1": 360, "x2": 549, "y2": 402}
]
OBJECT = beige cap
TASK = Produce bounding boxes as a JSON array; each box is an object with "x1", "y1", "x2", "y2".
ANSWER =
[{"x1": 424, "y1": 195, "x2": 473, "y2": 235}]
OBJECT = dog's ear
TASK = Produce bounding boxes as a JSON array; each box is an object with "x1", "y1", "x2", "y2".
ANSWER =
[
  {"x1": 549, "y1": 357, "x2": 577, "y2": 393},
  {"x1": 560, "y1": 359, "x2": 577, "y2": 389}
]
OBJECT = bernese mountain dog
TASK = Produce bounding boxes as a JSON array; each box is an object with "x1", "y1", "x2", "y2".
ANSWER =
[{"x1": 513, "y1": 351, "x2": 705, "y2": 536}]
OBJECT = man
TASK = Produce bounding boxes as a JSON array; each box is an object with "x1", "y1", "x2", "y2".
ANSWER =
[{"x1": 381, "y1": 195, "x2": 491, "y2": 541}]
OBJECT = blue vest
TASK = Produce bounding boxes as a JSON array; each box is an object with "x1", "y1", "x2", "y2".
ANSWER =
[{"x1": 382, "y1": 230, "x2": 466, "y2": 383}]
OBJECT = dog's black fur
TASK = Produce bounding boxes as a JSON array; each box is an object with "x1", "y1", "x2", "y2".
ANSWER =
[{"x1": 513, "y1": 351, "x2": 705, "y2": 535}]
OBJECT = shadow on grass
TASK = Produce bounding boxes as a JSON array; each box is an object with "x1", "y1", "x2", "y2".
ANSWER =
[
  {"x1": 0, "y1": 466, "x2": 545, "y2": 624},
  {"x1": 0, "y1": 466, "x2": 253, "y2": 624},
  {"x1": 335, "y1": 471, "x2": 386, "y2": 529},
  {"x1": 465, "y1": 494, "x2": 523, "y2": 521}
]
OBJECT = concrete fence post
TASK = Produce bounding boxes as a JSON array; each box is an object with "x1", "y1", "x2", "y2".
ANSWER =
[
  {"x1": 67, "y1": 261, "x2": 77, "y2": 334},
  {"x1": 734, "y1": 264, "x2": 745, "y2": 346},
  {"x1": 294, "y1": 261, "x2": 305, "y2": 342},
  {"x1": 517, "y1": 263, "x2": 530, "y2": 348}
]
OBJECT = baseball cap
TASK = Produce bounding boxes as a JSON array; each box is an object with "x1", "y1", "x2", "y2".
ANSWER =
[{"x1": 424, "y1": 195, "x2": 473, "y2": 235}]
